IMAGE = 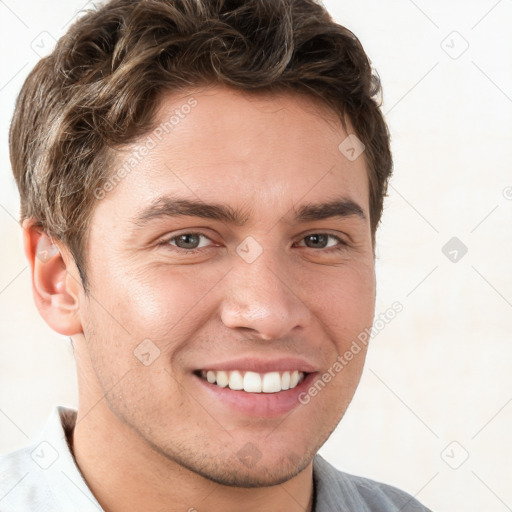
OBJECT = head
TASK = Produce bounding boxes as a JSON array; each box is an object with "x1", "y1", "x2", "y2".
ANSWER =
[{"x1": 11, "y1": 0, "x2": 392, "y2": 488}]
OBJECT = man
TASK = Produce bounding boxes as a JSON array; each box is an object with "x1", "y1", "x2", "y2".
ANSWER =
[{"x1": 1, "y1": 0, "x2": 432, "y2": 510}]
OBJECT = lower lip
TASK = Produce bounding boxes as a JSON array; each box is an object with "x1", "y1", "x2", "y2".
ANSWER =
[{"x1": 193, "y1": 372, "x2": 318, "y2": 418}]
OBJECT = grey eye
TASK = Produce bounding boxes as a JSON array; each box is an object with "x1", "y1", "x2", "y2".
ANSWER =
[
  {"x1": 171, "y1": 233, "x2": 203, "y2": 249},
  {"x1": 303, "y1": 234, "x2": 330, "y2": 249}
]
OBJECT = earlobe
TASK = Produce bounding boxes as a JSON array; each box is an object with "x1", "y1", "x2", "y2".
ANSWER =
[{"x1": 22, "y1": 220, "x2": 84, "y2": 336}]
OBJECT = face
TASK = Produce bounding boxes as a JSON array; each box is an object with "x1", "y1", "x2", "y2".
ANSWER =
[{"x1": 75, "y1": 86, "x2": 375, "y2": 487}]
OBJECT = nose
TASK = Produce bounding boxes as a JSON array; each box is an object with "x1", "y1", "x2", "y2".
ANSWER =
[{"x1": 219, "y1": 254, "x2": 312, "y2": 341}]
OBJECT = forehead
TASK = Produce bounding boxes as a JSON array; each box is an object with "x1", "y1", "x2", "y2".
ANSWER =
[{"x1": 96, "y1": 85, "x2": 369, "y2": 226}]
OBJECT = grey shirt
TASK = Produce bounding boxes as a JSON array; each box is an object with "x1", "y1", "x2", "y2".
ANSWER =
[{"x1": 0, "y1": 406, "x2": 432, "y2": 511}]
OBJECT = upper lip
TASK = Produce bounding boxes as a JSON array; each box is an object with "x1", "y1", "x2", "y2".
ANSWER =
[{"x1": 194, "y1": 356, "x2": 318, "y2": 374}]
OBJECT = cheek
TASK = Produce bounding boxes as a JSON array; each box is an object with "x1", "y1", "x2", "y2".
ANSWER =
[
  {"x1": 101, "y1": 265, "x2": 223, "y2": 344},
  {"x1": 307, "y1": 261, "x2": 376, "y2": 343}
]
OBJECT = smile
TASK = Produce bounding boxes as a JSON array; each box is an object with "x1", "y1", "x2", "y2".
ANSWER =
[{"x1": 197, "y1": 369, "x2": 306, "y2": 393}]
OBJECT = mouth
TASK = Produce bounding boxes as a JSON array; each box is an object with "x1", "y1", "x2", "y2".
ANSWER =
[
  {"x1": 195, "y1": 369, "x2": 307, "y2": 393},
  {"x1": 190, "y1": 357, "x2": 319, "y2": 417}
]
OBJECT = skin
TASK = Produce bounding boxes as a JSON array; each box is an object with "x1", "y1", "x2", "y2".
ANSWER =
[{"x1": 24, "y1": 85, "x2": 376, "y2": 512}]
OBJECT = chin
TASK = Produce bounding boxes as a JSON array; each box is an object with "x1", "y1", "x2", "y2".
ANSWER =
[
  {"x1": 162, "y1": 447, "x2": 314, "y2": 488},
  {"x1": 194, "y1": 459, "x2": 311, "y2": 488}
]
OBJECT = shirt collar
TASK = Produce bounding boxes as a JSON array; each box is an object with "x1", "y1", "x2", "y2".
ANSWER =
[{"x1": 32, "y1": 406, "x2": 103, "y2": 511}]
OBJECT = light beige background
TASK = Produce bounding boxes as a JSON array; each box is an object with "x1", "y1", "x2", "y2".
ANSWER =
[{"x1": 1, "y1": 1, "x2": 511, "y2": 511}]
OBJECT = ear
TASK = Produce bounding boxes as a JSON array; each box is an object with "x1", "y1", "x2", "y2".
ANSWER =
[{"x1": 22, "y1": 219, "x2": 84, "y2": 336}]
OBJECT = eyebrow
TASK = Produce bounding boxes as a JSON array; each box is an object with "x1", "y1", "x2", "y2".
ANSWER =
[
  {"x1": 293, "y1": 198, "x2": 366, "y2": 223},
  {"x1": 131, "y1": 195, "x2": 366, "y2": 227}
]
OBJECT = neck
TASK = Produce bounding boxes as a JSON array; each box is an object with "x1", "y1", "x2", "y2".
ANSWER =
[{"x1": 71, "y1": 403, "x2": 315, "y2": 512}]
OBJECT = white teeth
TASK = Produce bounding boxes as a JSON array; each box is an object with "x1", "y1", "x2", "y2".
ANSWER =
[
  {"x1": 281, "y1": 371, "x2": 291, "y2": 390},
  {"x1": 262, "y1": 372, "x2": 281, "y2": 393},
  {"x1": 216, "y1": 370, "x2": 229, "y2": 388},
  {"x1": 243, "y1": 371, "x2": 262, "y2": 393},
  {"x1": 290, "y1": 370, "x2": 300, "y2": 388},
  {"x1": 199, "y1": 369, "x2": 306, "y2": 393},
  {"x1": 229, "y1": 370, "x2": 244, "y2": 390}
]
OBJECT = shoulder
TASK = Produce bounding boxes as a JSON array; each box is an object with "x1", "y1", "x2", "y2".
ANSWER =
[
  {"x1": 0, "y1": 441, "x2": 60, "y2": 511},
  {"x1": 313, "y1": 454, "x2": 433, "y2": 511},
  {"x1": 0, "y1": 406, "x2": 102, "y2": 512}
]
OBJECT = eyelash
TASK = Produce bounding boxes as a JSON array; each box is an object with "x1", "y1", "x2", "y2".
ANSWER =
[{"x1": 158, "y1": 232, "x2": 348, "y2": 254}]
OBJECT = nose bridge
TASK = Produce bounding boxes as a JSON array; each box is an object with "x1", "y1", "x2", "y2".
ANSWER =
[{"x1": 220, "y1": 246, "x2": 310, "y2": 340}]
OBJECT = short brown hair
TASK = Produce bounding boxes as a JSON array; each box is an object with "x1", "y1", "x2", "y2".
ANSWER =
[{"x1": 9, "y1": 0, "x2": 392, "y2": 290}]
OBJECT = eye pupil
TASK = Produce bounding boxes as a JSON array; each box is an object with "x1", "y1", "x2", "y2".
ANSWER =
[
  {"x1": 176, "y1": 234, "x2": 200, "y2": 249},
  {"x1": 305, "y1": 234, "x2": 328, "y2": 248}
]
